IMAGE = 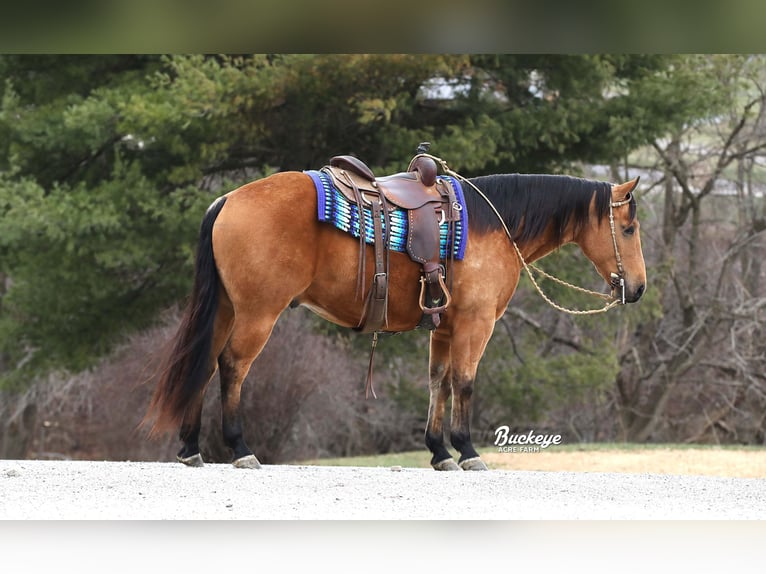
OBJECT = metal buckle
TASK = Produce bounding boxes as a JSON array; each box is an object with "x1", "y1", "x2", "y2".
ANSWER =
[
  {"x1": 373, "y1": 272, "x2": 387, "y2": 285},
  {"x1": 610, "y1": 273, "x2": 626, "y2": 305}
]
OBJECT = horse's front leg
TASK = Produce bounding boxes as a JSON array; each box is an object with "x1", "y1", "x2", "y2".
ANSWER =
[
  {"x1": 449, "y1": 374, "x2": 488, "y2": 471},
  {"x1": 447, "y1": 315, "x2": 495, "y2": 471},
  {"x1": 425, "y1": 331, "x2": 460, "y2": 470}
]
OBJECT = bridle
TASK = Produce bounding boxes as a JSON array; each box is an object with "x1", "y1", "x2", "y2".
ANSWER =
[
  {"x1": 607, "y1": 194, "x2": 633, "y2": 306},
  {"x1": 413, "y1": 152, "x2": 633, "y2": 315}
]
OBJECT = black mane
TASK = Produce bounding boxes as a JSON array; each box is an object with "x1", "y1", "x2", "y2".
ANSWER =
[{"x1": 463, "y1": 174, "x2": 632, "y2": 244}]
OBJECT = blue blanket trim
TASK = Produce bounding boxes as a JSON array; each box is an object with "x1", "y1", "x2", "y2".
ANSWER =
[{"x1": 305, "y1": 170, "x2": 467, "y2": 261}]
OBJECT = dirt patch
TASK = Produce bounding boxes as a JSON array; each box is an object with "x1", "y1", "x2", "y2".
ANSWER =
[{"x1": 482, "y1": 448, "x2": 766, "y2": 478}]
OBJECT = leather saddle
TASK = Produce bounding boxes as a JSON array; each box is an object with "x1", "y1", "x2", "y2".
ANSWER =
[
  {"x1": 329, "y1": 154, "x2": 443, "y2": 209},
  {"x1": 321, "y1": 148, "x2": 461, "y2": 336}
]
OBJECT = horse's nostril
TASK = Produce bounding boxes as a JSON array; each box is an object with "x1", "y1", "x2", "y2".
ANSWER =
[{"x1": 635, "y1": 284, "x2": 645, "y2": 300}]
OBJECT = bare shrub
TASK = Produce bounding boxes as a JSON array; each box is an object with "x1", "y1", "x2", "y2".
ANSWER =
[{"x1": 1, "y1": 309, "x2": 181, "y2": 461}]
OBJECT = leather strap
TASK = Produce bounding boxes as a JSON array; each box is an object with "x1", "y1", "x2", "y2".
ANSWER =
[
  {"x1": 364, "y1": 332, "x2": 379, "y2": 399},
  {"x1": 340, "y1": 170, "x2": 368, "y2": 300},
  {"x1": 358, "y1": 194, "x2": 391, "y2": 400},
  {"x1": 357, "y1": 193, "x2": 389, "y2": 334}
]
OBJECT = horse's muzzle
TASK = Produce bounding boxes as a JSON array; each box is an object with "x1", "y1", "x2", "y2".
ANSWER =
[
  {"x1": 610, "y1": 274, "x2": 645, "y2": 304},
  {"x1": 627, "y1": 283, "x2": 645, "y2": 303}
]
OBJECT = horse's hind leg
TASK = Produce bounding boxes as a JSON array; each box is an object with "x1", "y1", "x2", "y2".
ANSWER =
[
  {"x1": 177, "y1": 393, "x2": 208, "y2": 467},
  {"x1": 218, "y1": 352, "x2": 260, "y2": 469},
  {"x1": 217, "y1": 309, "x2": 282, "y2": 469},
  {"x1": 177, "y1": 298, "x2": 235, "y2": 467}
]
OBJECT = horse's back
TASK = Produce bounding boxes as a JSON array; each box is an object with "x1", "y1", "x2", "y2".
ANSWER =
[{"x1": 221, "y1": 170, "x2": 318, "y2": 218}]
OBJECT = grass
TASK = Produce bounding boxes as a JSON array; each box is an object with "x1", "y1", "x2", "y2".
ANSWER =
[
  {"x1": 290, "y1": 443, "x2": 766, "y2": 478},
  {"x1": 529, "y1": 442, "x2": 766, "y2": 452},
  {"x1": 292, "y1": 450, "x2": 433, "y2": 469}
]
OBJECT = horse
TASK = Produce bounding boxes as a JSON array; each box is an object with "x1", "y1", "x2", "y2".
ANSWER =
[{"x1": 144, "y1": 161, "x2": 646, "y2": 471}]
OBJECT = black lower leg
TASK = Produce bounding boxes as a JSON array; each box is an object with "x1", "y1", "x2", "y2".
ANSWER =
[
  {"x1": 451, "y1": 381, "x2": 480, "y2": 462},
  {"x1": 451, "y1": 429, "x2": 480, "y2": 463},
  {"x1": 219, "y1": 357, "x2": 254, "y2": 462},
  {"x1": 221, "y1": 412, "x2": 253, "y2": 461},
  {"x1": 425, "y1": 429, "x2": 453, "y2": 466},
  {"x1": 178, "y1": 420, "x2": 201, "y2": 459}
]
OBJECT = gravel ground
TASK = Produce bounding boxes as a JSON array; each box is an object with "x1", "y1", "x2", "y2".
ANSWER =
[{"x1": 1, "y1": 459, "x2": 765, "y2": 520}]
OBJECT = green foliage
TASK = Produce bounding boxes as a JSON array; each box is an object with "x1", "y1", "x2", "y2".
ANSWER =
[
  {"x1": 0, "y1": 163, "x2": 209, "y2": 377},
  {"x1": 480, "y1": 308, "x2": 620, "y2": 429},
  {"x1": 383, "y1": 371, "x2": 430, "y2": 422}
]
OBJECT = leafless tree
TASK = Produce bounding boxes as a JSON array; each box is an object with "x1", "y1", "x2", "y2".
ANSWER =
[{"x1": 616, "y1": 55, "x2": 766, "y2": 443}]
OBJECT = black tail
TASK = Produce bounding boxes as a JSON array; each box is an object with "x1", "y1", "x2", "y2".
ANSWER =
[{"x1": 144, "y1": 196, "x2": 227, "y2": 435}]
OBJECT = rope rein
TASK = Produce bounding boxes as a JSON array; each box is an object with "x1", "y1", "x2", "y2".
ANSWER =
[{"x1": 419, "y1": 153, "x2": 629, "y2": 315}]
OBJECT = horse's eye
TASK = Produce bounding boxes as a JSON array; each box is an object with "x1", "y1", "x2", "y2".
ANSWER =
[{"x1": 623, "y1": 225, "x2": 635, "y2": 236}]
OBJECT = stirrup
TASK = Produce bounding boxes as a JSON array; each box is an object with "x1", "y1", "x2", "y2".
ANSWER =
[{"x1": 418, "y1": 271, "x2": 452, "y2": 315}]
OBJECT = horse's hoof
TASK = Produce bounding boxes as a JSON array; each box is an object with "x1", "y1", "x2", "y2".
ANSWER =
[
  {"x1": 233, "y1": 454, "x2": 261, "y2": 469},
  {"x1": 177, "y1": 453, "x2": 204, "y2": 467},
  {"x1": 459, "y1": 457, "x2": 489, "y2": 471},
  {"x1": 432, "y1": 458, "x2": 460, "y2": 471}
]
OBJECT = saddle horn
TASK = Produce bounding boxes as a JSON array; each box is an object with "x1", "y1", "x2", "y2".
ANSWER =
[{"x1": 409, "y1": 143, "x2": 437, "y2": 187}]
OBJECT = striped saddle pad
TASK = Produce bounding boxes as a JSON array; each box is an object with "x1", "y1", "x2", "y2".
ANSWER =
[{"x1": 305, "y1": 170, "x2": 468, "y2": 260}]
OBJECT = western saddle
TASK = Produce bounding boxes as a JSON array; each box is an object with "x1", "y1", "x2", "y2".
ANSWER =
[{"x1": 321, "y1": 144, "x2": 462, "y2": 335}]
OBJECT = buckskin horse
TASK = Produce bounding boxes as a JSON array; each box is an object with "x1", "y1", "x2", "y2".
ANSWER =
[{"x1": 144, "y1": 152, "x2": 646, "y2": 471}]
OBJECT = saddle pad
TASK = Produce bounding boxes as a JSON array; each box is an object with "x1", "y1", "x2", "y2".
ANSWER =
[{"x1": 305, "y1": 170, "x2": 467, "y2": 260}]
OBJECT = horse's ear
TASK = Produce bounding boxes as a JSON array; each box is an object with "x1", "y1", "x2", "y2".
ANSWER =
[{"x1": 614, "y1": 176, "x2": 640, "y2": 199}]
